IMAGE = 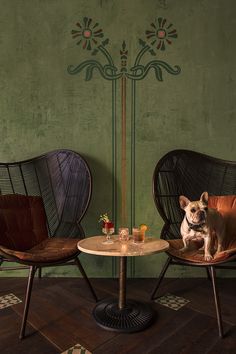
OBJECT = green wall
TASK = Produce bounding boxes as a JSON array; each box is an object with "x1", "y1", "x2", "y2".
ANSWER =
[{"x1": 0, "y1": 0, "x2": 236, "y2": 278}]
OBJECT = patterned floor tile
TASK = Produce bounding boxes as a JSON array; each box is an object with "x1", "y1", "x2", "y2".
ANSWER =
[
  {"x1": 61, "y1": 344, "x2": 91, "y2": 354},
  {"x1": 155, "y1": 293, "x2": 190, "y2": 311},
  {"x1": 0, "y1": 293, "x2": 22, "y2": 309}
]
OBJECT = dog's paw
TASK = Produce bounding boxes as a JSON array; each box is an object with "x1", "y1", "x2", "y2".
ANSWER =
[{"x1": 204, "y1": 254, "x2": 213, "y2": 262}]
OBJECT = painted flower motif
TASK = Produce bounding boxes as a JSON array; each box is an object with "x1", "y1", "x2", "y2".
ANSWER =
[
  {"x1": 145, "y1": 17, "x2": 178, "y2": 51},
  {"x1": 71, "y1": 17, "x2": 104, "y2": 50}
]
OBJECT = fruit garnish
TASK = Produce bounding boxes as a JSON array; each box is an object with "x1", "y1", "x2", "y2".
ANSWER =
[
  {"x1": 99, "y1": 214, "x2": 114, "y2": 229},
  {"x1": 139, "y1": 224, "x2": 148, "y2": 232},
  {"x1": 99, "y1": 213, "x2": 110, "y2": 223}
]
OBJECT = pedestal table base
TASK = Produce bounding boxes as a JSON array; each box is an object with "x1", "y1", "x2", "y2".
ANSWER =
[{"x1": 93, "y1": 298, "x2": 155, "y2": 333}]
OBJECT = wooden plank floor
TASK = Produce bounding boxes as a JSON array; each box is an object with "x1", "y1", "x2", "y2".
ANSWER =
[{"x1": 0, "y1": 277, "x2": 236, "y2": 353}]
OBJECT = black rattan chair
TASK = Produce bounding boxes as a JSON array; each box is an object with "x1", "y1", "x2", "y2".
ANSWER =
[
  {"x1": 151, "y1": 149, "x2": 236, "y2": 338},
  {"x1": 0, "y1": 149, "x2": 97, "y2": 339}
]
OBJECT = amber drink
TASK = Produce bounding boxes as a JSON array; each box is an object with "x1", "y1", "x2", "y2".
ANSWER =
[{"x1": 132, "y1": 227, "x2": 145, "y2": 243}]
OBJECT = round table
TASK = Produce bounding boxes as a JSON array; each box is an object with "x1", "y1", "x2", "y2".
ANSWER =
[{"x1": 78, "y1": 235, "x2": 169, "y2": 333}]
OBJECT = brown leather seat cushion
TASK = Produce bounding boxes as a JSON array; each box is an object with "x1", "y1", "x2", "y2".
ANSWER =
[
  {"x1": 0, "y1": 194, "x2": 48, "y2": 251},
  {"x1": 0, "y1": 194, "x2": 80, "y2": 264},
  {"x1": 167, "y1": 195, "x2": 236, "y2": 264},
  {"x1": 167, "y1": 239, "x2": 236, "y2": 264},
  {"x1": 0, "y1": 238, "x2": 79, "y2": 263}
]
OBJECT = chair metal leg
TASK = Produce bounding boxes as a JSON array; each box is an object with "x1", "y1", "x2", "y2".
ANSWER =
[
  {"x1": 151, "y1": 256, "x2": 172, "y2": 300},
  {"x1": 209, "y1": 266, "x2": 224, "y2": 338},
  {"x1": 19, "y1": 266, "x2": 37, "y2": 340},
  {"x1": 38, "y1": 267, "x2": 42, "y2": 279},
  {"x1": 74, "y1": 257, "x2": 98, "y2": 302},
  {"x1": 206, "y1": 267, "x2": 211, "y2": 281}
]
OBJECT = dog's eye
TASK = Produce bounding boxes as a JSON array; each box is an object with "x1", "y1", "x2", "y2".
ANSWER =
[
  {"x1": 204, "y1": 207, "x2": 208, "y2": 211},
  {"x1": 190, "y1": 208, "x2": 196, "y2": 213}
]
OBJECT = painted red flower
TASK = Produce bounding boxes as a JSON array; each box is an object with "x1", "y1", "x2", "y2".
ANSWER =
[
  {"x1": 71, "y1": 17, "x2": 104, "y2": 50},
  {"x1": 145, "y1": 18, "x2": 178, "y2": 51}
]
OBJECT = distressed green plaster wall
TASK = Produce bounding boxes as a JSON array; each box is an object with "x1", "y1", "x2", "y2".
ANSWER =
[{"x1": 0, "y1": 0, "x2": 236, "y2": 277}]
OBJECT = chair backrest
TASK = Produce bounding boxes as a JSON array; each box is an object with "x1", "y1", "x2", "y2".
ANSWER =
[
  {"x1": 0, "y1": 194, "x2": 48, "y2": 251},
  {"x1": 153, "y1": 150, "x2": 236, "y2": 240},
  {"x1": 0, "y1": 149, "x2": 92, "y2": 239}
]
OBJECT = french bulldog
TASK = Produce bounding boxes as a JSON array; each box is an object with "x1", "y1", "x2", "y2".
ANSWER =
[{"x1": 179, "y1": 191, "x2": 225, "y2": 261}]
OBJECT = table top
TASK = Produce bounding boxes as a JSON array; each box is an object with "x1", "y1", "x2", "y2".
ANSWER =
[{"x1": 78, "y1": 235, "x2": 169, "y2": 257}]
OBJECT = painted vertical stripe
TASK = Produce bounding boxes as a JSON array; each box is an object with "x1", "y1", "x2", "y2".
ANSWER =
[
  {"x1": 112, "y1": 79, "x2": 117, "y2": 277},
  {"x1": 130, "y1": 79, "x2": 136, "y2": 277},
  {"x1": 121, "y1": 76, "x2": 127, "y2": 226}
]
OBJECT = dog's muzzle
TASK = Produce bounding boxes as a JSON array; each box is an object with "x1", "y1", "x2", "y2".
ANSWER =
[{"x1": 185, "y1": 216, "x2": 206, "y2": 232}]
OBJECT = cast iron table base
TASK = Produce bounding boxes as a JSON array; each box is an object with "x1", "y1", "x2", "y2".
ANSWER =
[{"x1": 93, "y1": 298, "x2": 155, "y2": 332}]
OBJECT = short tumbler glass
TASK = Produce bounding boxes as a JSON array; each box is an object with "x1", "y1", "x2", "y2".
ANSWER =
[
  {"x1": 118, "y1": 227, "x2": 129, "y2": 242},
  {"x1": 132, "y1": 227, "x2": 145, "y2": 243}
]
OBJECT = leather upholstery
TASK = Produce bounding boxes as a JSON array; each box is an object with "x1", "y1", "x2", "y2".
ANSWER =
[
  {"x1": 0, "y1": 194, "x2": 48, "y2": 251},
  {"x1": 0, "y1": 194, "x2": 79, "y2": 264},
  {"x1": 0, "y1": 238, "x2": 79, "y2": 263},
  {"x1": 208, "y1": 195, "x2": 236, "y2": 250}
]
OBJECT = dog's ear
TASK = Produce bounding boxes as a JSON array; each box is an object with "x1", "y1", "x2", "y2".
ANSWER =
[
  {"x1": 200, "y1": 191, "x2": 208, "y2": 205},
  {"x1": 179, "y1": 195, "x2": 190, "y2": 210}
]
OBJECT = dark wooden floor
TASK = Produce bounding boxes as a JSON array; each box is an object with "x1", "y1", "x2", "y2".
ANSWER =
[{"x1": 0, "y1": 276, "x2": 236, "y2": 353}]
